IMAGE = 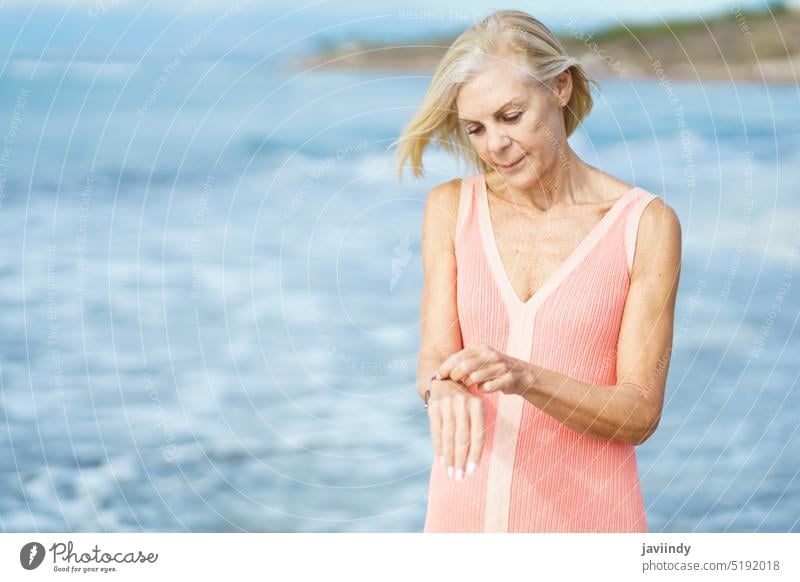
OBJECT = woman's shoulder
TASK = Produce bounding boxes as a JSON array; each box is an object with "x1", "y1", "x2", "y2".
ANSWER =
[
  {"x1": 633, "y1": 188, "x2": 680, "y2": 234},
  {"x1": 422, "y1": 177, "x2": 464, "y2": 247},
  {"x1": 631, "y1": 191, "x2": 682, "y2": 274},
  {"x1": 427, "y1": 177, "x2": 463, "y2": 202},
  {"x1": 425, "y1": 177, "x2": 463, "y2": 222}
]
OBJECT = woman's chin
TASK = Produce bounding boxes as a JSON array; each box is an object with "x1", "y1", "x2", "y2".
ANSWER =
[
  {"x1": 500, "y1": 165, "x2": 537, "y2": 185},
  {"x1": 487, "y1": 163, "x2": 540, "y2": 187}
]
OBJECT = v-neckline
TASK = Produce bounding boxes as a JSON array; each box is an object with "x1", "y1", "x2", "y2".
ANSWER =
[{"x1": 477, "y1": 173, "x2": 640, "y2": 310}]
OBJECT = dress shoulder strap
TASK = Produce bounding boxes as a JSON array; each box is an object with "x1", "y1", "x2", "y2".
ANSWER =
[
  {"x1": 624, "y1": 190, "x2": 660, "y2": 274},
  {"x1": 454, "y1": 175, "x2": 477, "y2": 246}
]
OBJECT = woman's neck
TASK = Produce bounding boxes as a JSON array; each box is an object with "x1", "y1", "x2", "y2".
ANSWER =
[{"x1": 486, "y1": 150, "x2": 591, "y2": 212}]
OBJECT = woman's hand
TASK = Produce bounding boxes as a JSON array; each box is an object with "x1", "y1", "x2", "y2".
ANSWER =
[
  {"x1": 426, "y1": 378, "x2": 485, "y2": 481},
  {"x1": 435, "y1": 343, "x2": 534, "y2": 396}
]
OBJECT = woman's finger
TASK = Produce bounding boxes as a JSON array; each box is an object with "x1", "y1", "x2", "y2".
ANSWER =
[
  {"x1": 449, "y1": 355, "x2": 483, "y2": 384},
  {"x1": 454, "y1": 353, "x2": 499, "y2": 385},
  {"x1": 435, "y1": 352, "x2": 460, "y2": 381},
  {"x1": 427, "y1": 399, "x2": 443, "y2": 465},
  {"x1": 440, "y1": 396, "x2": 454, "y2": 477},
  {"x1": 453, "y1": 393, "x2": 470, "y2": 480},
  {"x1": 436, "y1": 346, "x2": 478, "y2": 381},
  {"x1": 467, "y1": 397, "x2": 485, "y2": 475},
  {"x1": 482, "y1": 371, "x2": 512, "y2": 393},
  {"x1": 465, "y1": 363, "x2": 506, "y2": 388}
]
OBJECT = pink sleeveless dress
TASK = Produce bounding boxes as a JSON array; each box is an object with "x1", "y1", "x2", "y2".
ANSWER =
[{"x1": 423, "y1": 173, "x2": 658, "y2": 533}]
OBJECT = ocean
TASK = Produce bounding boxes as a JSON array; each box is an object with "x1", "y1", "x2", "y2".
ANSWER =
[{"x1": 0, "y1": 56, "x2": 798, "y2": 532}]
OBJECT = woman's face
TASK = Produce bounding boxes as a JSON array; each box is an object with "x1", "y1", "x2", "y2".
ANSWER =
[{"x1": 455, "y1": 55, "x2": 571, "y2": 190}]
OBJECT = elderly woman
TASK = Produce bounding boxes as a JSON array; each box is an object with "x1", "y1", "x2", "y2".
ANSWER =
[{"x1": 395, "y1": 10, "x2": 682, "y2": 532}]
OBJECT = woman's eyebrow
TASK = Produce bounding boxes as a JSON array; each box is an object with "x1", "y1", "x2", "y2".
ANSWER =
[{"x1": 458, "y1": 99, "x2": 521, "y2": 123}]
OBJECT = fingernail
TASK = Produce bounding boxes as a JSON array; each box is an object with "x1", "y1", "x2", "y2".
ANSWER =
[
  {"x1": 439, "y1": 455, "x2": 444, "y2": 466},
  {"x1": 454, "y1": 468, "x2": 463, "y2": 481},
  {"x1": 447, "y1": 466, "x2": 453, "y2": 479},
  {"x1": 466, "y1": 462, "x2": 477, "y2": 475}
]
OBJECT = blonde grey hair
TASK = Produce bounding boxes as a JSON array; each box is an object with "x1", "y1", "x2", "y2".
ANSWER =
[{"x1": 394, "y1": 9, "x2": 598, "y2": 180}]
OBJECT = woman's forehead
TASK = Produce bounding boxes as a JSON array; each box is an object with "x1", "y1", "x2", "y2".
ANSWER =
[{"x1": 457, "y1": 71, "x2": 542, "y2": 115}]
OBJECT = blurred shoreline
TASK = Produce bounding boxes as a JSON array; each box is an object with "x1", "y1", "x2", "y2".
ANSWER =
[{"x1": 294, "y1": 5, "x2": 800, "y2": 85}]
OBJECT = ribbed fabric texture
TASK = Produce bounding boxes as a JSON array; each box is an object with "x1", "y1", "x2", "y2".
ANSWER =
[{"x1": 423, "y1": 173, "x2": 658, "y2": 533}]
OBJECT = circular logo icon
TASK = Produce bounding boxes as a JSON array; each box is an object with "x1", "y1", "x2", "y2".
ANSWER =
[{"x1": 20, "y1": 542, "x2": 46, "y2": 570}]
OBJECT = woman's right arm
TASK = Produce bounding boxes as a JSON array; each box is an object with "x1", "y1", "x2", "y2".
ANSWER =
[
  {"x1": 417, "y1": 178, "x2": 484, "y2": 479},
  {"x1": 416, "y1": 178, "x2": 463, "y2": 400}
]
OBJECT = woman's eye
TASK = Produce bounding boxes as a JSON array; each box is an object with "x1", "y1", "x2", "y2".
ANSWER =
[{"x1": 466, "y1": 113, "x2": 520, "y2": 135}]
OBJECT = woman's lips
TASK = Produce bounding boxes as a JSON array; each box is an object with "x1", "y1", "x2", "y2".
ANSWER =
[{"x1": 498, "y1": 156, "x2": 525, "y2": 170}]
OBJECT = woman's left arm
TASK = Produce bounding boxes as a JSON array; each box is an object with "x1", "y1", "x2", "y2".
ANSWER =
[{"x1": 436, "y1": 199, "x2": 682, "y2": 445}]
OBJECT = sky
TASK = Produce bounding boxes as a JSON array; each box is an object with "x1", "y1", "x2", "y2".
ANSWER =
[{"x1": 0, "y1": 0, "x2": 779, "y2": 62}]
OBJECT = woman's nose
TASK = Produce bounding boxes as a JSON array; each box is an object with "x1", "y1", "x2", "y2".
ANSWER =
[{"x1": 487, "y1": 128, "x2": 512, "y2": 154}]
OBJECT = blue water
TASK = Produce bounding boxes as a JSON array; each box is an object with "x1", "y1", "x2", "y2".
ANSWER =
[{"x1": 0, "y1": 55, "x2": 798, "y2": 532}]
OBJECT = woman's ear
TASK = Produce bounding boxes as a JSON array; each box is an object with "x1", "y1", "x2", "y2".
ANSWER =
[{"x1": 553, "y1": 69, "x2": 573, "y2": 107}]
